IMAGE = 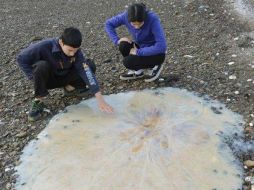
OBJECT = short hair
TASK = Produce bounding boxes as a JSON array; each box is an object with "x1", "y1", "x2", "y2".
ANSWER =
[
  {"x1": 127, "y1": 3, "x2": 147, "y2": 22},
  {"x1": 60, "y1": 27, "x2": 82, "y2": 48}
]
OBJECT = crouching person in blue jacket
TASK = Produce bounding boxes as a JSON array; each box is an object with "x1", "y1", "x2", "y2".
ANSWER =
[
  {"x1": 17, "y1": 27, "x2": 113, "y2": 121},
  {"x1": 105, "y1": 3, "x2": 167, "y2": 82}
]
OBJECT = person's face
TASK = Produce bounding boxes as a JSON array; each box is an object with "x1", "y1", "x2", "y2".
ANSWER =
[
  {"x1": 59, "y1": 39, "x2": 79, "y2": 57},
  {"x1": 130, "y1": 21, "x2": 144, "y2": 29}
]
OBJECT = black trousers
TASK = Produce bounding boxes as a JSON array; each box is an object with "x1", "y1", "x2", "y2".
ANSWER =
[
  {"x1": 119, "y1": 41, "x2": 165, "y2": 71},
  {"x1": 32, "y1": 60, "x2": 96, "y2": 97}
]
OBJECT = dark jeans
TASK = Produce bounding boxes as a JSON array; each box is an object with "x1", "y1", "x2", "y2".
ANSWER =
[
  {"x1": 119, "y1": 41, "x2": 165, "y2": 71},
  {"x1": 32, "y1": 60, "x2": 96, "y2": 97}
]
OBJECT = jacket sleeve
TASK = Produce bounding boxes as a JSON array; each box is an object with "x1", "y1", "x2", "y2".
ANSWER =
[
  {"x1": 74, "y1": 51, "x2": 100, "y2": 95},
  {"x1": 105, "y1": 12, "x2": 126, "y2": 45},
  {"x1": 136, "y1": 17, "x2": 167, "y2": 56},
  {"x1": 16, "y1": 42, "x2": 45, "y2": 80}
]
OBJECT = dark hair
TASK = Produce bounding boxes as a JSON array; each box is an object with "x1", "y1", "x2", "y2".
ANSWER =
[
  {"x1": 127, "y1": 3, "x2": 147, "y2": 22},
  {"x1": 60, "y1": 27, "x2": 82, "y2": 48}
]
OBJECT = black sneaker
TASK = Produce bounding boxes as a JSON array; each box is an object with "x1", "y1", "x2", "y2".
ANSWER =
[
  {"x1": 63, "y1": 88, "x2": 90, "y2": 97},
  {"x1": 120, "y1": 71, "x2": 144, "y2": 80},
  {"x1": 28, "y1": 100, "x2": 45, "y2": 121},
  {"x1": 144, "y1": 64, "x2": 164, "y2": 82}
]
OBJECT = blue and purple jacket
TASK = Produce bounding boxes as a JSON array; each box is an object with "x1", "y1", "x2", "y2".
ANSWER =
[{"x1": 105, "y1": 10, "x2": 167, "y2": 56}]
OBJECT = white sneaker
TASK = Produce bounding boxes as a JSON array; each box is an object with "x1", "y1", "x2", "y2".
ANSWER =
[{"x1": 144, "y1": 64, "x2": 164, "y2": 82}]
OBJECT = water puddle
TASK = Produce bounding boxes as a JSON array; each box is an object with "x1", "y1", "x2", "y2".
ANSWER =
[{"x1": 15, "y1": 87, "x2": 243, "y2": 190}]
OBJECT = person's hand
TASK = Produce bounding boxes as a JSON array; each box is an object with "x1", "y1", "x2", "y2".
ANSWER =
[
  {"x1": 130, "y1": 44, "x2": 138, "y2": 55},
  {"x1": 129, "y1": 47, "x2": 137, "y2": 55},
  {"x1": 118, "y1": 37, "x2": 132, "y2": 44},
  {"x1": 95, "y1": 92, "x2": 114, "y2": 113}
]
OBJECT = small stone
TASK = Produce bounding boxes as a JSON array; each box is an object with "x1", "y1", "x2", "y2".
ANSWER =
[
  {"x1": 245, "y1": 176, "x2": 254, "y2": 184},
  {"x1": 234, "y1": 91, "x2": 239, "y2": 95},
  {"x1": 16, "y1": 132, "x2": 27, "y2": 138},
  {"x1": 5, "y1": 167, "x2": 11, "y2": 172},
  {"x1": 30, "y1": 36, "x2": 43, "y2": 42},
  {"x1": 229, "y1": 75, "x2": 237, "y2": 80},
  {"x1": 184, "y1": 55, "x2": 194, "y2": 59},
  {"x1": 231, "y1": 54, "x2": 237, "y2": 57},
  {"x1": 250, "y1": 123, "x2": 254, "y2": 127},
  {"x1": 103, "y1": 59, "x2": 112, "y2": 63},
  {"x1": 244, "y1": 160, "x2": 254, "y2": 168},
  {"x1": 6, "y1": 183, "x2": 11, "y2": 189},
  {"x1": 43, "y1": 108, "x2": 51, "y2": 113},
  {"x1": 228, "y1": 62, "x2": 235, "y2": 65}
]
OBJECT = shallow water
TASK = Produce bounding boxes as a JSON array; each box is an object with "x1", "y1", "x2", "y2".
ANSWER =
[{"x1": 15, "y1": 87, "x2": 243, "y2": 190}]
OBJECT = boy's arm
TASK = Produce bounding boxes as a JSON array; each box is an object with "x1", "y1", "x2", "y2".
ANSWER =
[
  {"x1": 17, "y1": 42, "x2": 45, "y2": 80},
  {"x1": 105, "y1": 12, "x2": 126, "y2": 45},
  {"x1": 75, "y1": 51, "x2": 100, "y2": 94},
  {"x1": 75, "y1": 51, "x2": 113, "y2": 113}
]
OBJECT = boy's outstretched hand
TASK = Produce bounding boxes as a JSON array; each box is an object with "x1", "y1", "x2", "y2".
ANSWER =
[{"x1": 95, "y1": 92, "x2": 114, "y2": 113}]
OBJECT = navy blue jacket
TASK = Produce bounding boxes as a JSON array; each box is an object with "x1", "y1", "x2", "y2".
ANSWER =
[
  {"x1": 105, "y1": 11, "x2": 167, "y2": 56},
  {"x1": 17, "y1": 38, "x2": 100, "y2": 94}
]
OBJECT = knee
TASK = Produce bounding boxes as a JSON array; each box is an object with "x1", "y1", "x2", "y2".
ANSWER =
[
  {"x1": 119, "y1": 41, "x2": 130, "y2": 50},
  {"x1": 119, "y1": 41, "x2": 132, "y2": 56},
  {"x1": 86, "y1": 59, "x2": 96, "y2": 73},
  {"x1": 33, "y1": 61, "x2": 50, "y2": 74},
  {"x1": 123, "y1": 56, "x2": 134, "y2": 69}
]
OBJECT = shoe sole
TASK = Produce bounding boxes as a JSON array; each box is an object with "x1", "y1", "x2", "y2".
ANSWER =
[
  {"x1": 144, "y1": 65, "x2": 164, "y2": 82},
  {"x1": 120, "y1": 75, "x2": 144, "y2": 80}
]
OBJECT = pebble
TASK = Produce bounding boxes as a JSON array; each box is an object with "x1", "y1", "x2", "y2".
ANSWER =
[
  {"x1": 16, "y1": 132, "x2": 27, "y2": 138},
  {"x1": 5, "y1": 167, "x2": 11, "y2": 172},
  {"x1": 228, "y1": 62, "x2": 235, "y2": 65},
  {"x1": 234, "y1": 91, "x2": 239, "y2": 95},
  {"x1": 244, "y1": 160, "x2": 254, "y2": 168},
  {"x1": 184, "y1": 55, "x2": 194, "y2": 58},
  {"x1": 5, "y1": 183, "x2": 11, "y2": 189},
  {"x1": 231, "y1": 54, "x2": 237, "y2": 57},
  {"x1": 245, "y1": 176, "x2": 254, "y2": 184},
  {"x1": 229, "y1": 75, "x2": 237, "y2": 80}
]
